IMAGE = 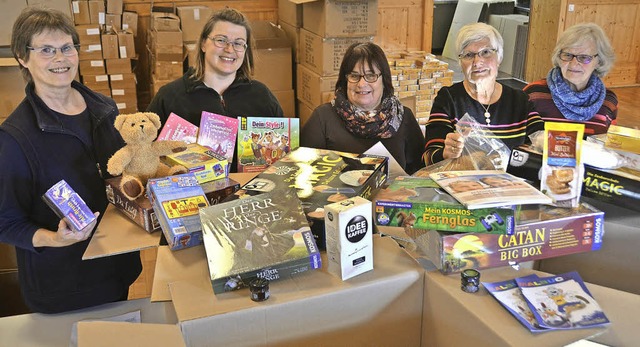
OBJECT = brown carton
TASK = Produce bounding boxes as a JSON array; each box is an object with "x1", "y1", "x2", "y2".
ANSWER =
[
  {"x1": 279, "y1": 20, "x2": 300, "y2": 63},
  {"x1": 299, "y1": 28, "x2": 372, "y2": 76},
  {"x1": 75, "y1": 24, "x2": 102, "y2": 45},
  {"x1": 117, "y1": 31, "x2": 135, "y2": 58},
  {"x1": 105, "y1": 13, "x2": 121, "y2": 31},
  {"x1": 106, "y1": 0, "x2": 123, "y2": 15},
  {"x1": 122, "y1": 11, "x2": 138, "y2": 36},
  {"x1": 79, "y1": 59, "x2": 106, "y2": 75},
  {"x1": 81, "y1": 74, "x2": 110, "y2": 89},
  {"x1": 278, "y1": 0, "x2": 302, "y2": 27},
  {"x1": 71, "y1": 0, "x2": 90, "y2": 25},
  {"x1": 297, "y1": 99, "x2": 314, "y2": 126},
  {"x1": 273, "y1": 89, "x2": 296, "y2": 118},
  {"x1": 151, "y1": 12, "x2": 180, "y2": 32},
  {"x1": 101, "y1": 32, "x2": 119, "y2": 59},
  {"x1": 176, "y1": 6, "x2": 212, "y2": 43},
  {"x1": 149, "y1": 30, "x2": 184, "y2": 61},
  {"x1": 301, "y1": 0, "x2": 378, "y2": 37},
  {"x1": 252, "y1": 21, "x2": 293, "y2": 91},
  {"x1": 109, "y1": 73, "x2": 136, "y2": 89},
  {"x1": 88, "y1": 0, "x2": 105, "y2": 25},
  {"x1": 78, "y1": 43, "x2": 103, "y2": 61},
  {"x1": 0, "y1": 0, "x2": 26, "y2": 46},
  {"x1": 296, "y1": 63, "x2": 338, "y2": 108},
  {"x1": 114, "y1": 95, "x2": 138, "y2": 113},
  {"x1": 153, "y1": 60, "x2": 183, "y2": 80},
  {"x1": 105, "y1": 58, "x2": 132, "y2": 74}
]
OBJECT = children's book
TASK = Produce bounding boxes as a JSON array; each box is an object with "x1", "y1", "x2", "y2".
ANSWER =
[
  {"x1": 429, "y1": 170, "x2": 552, "y2": 209},
  {"x1": 196, "y1": 111, "x2": 239, "y2": 163},
  {"x1": 200, "y1": 189, "x2": 321, "y2": 294},
  {"x1": 515, "y1": 271, "x2": 610, "y2": 330},
  {"x1": 157, "y1": 112, "x2": 198, "y2": 143},
  {"x1": 483, "y1": 275, "x2": 547, "y2": 333},
  {"x1": 236, "y1": 117, "x2": 300, "y2": 173},
  {"x1": 42, "y1": 179, "x2": 96, "y2": 232}
]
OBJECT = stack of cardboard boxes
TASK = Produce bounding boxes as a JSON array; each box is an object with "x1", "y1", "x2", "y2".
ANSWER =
[
  {"x1": 387, "y1": 52, "x2": 454, "y2": 124},
  {"x1": 73, "y1": 0, "x2": 138, "y2": 113},
  {"x1": 176, "y1": 5, "x2": 212, "y2": 70},
  {"x1": 148, "y1": 12, "x2": 183, "y2": 98},
  {"x1": 278, "y1": 0, "x2": 377, "y2": 125}
]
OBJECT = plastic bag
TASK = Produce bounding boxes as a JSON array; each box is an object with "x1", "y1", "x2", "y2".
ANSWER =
[{"x1": 414, "y1": 113, "x2": 511, "y2": 177}]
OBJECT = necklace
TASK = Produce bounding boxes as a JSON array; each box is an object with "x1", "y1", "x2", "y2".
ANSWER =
[{"x1": 476, "y1": 87, "x2": 496, "y2": 125}]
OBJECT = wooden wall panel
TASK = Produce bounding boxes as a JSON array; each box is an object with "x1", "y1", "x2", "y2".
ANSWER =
[
  {"x1": 376, "y1": 0, "x2": 432, "y2": 53},
  {"x1": 526, "y1": 0, "x2": 640, "y2": 87}
]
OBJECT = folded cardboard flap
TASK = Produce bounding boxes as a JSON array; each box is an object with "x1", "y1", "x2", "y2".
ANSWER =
[
  {"x1": 77, "y1": 321, "x2": 186, "y2": 347},
  {"x1": 252, "y1": 21, "x2": 292, "y2": 49},
  {"x1": 151, "y1": 245, "x2": 209, "y2": 302}
]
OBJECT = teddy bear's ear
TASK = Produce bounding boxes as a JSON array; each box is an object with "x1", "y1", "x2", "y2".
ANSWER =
[
  {"x1": 114, "y1": 114, "x2": 129, "y2": 130},
  {"x1": 145, "y1": 112, "x2": 162, "y2": 129}
]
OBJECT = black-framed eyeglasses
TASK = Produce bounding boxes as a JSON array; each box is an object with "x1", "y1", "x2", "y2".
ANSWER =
[
  {"x1": 458, "y1": 48, "x2": 497, "y2": 61},
  {"x1": 208, "y1": 36, "x2": 248, "y2": 52},
  {"x1": 558, "y1": 51, "x2": 598, "y2": 64},
  {"x1": 27, "y1": 44, "x2": 80, "y2": 58},
  {"x1": 346, "y1": 73, "x2": 381, "y2": 83}
]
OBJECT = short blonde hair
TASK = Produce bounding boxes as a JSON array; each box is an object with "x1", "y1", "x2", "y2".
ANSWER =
[
  {"x1": 552, "y1": 23, "x2": 615, "y2": 77},
  {"x1": 456, "y1": 22, "x2": 504, "y2": 64}
]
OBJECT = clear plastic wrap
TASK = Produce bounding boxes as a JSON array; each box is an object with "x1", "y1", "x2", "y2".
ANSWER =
[{"x1": 414, "y1": 114, "x2": 511, "y2": 177}]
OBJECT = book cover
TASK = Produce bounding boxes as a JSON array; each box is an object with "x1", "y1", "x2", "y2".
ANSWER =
[
  {"x1": 482, "y1": 276, "x2": 546, "y2": 332},
  {"x1": 414, "y1": 202, "x2": 604, "y2": 274},
  {"x1": 374, "y1": 176, "x2": 515, "y2": 234},
  {"x1": 516, "y1": 271, "x2": 610, "y2": 330},
  {"x1": 147, "y1": 173, "x2": 209, "y2": 251},
  {"x1": 196, "y1": 111, "x2": 239, "y2": 164},
  {"x1": 157, "y1": 112, "x2": 198, "y2": 143},
  {"x1": 429, "y1": 170, "x2": 552, "y2": 209},
  {"x1": 42, "y1": 179, "x2": 96, "y2": 232},
  {"x1": 236, "y1": 117, "x2": 300, "y2": 173},
  {"x1": 200, "y1": 189, "x2": 322, "y2": 294}
]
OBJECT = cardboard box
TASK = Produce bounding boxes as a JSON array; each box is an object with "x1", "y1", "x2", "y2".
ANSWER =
[
  {"x1": 105, "y1": 58, "x2": 132, "y2": 74},
  {"x1": 113, "y1": 96, "x2": 138, "y2": 114},
  {"x1": 278, "y1": 0, "x2": 302, "y2": 27},
  {"x1": 71, "y1": 0, "x2": 90, "y2": 25},
  {"x1": 300, "y1": 28, "x2": 372, "y2": 76},
  {"x1": 147, "y1": 173, "x2": 209, "y2": 251},
  {"x1": 296, "y1": 63, "x2": 338, "y2": 108},
  {"x1": 164, "y1": 144, "x2": 229, "y2": 184},
  {"x1": 252, "y1": 21, "x2": 293, "y2": 91},
  {"x1": 105, "y1": 13, "x2": 121, "y2": 31},
  {"x1": 78, "y1": 43, "x2": 103, "y2": 61},
  {"x1": 301, "y1": 0, "x2": 378, "y2": 37},
  {"x1": 151, "y1": 12, "x2": 180, "y2": 32},
  {"x1": 149, "y1": 29, "x2": 184, "y2": 61},
  {"x1": 415, "y1": 202, "x2": 604, "y2": 274},
  {"x1": 325, "y1": 196, "x2": 374, "y2": 280},
  {"x1": 101, "y1": 33, "x2": 119, "y2": 59},
  {"x1": 82, "y1": 74, "x2": 110, "y2": 89},
  {"x1": 109, "y1": 72, "x2": 136, "y2": 89},
  {"x1": 117, "y1": 31, "x2": 135, "y2": 59},
  {"x1": 92, "y1": 87, "x2": 111, "y2": 98},
  {"x1": 77, "y1": 321, "x2": 186, "y2": 347},
  {"x1": 122, "y1": 11, "x2": 138, "y2": 36},
  {"x1": 582, "y1": 165, "x2": 640, "y2": 211},
  {"x1": 105, "y1": 176, "x2": 241, "y2": 233},
  {"x1": 76, "y1": 24, "x2": 102, "y2": 45},
  {"x1": 106, "y1": 0, "x2": 122, "y2": 15},
  {"x1": 272, "y1": 89, "x2": 295, "y2": 118},
  {"x1": 79, "y1": 59, "x2": 106, "y2": 75},
  {"x1": 176, "y1": 6, "x2": 212, "y2": 43},
  {"x1": 0, "y1": 0, "x2": 26, "y2": 46},
  {"x1": 153, "y1": 60, "x2": 183, "y2": 80},
  {"x1": 111, "y1": 87, "x2": 136, "y2": 100},
  {"x1": 88, "y1": 0, "x2": 105, "y2": 25},
  {"x1": 279, "y1": 20, "x2": 300, "y2": 63},
  {"x1": 373, "y1": 176, "x2": 515, "y2": 234}
]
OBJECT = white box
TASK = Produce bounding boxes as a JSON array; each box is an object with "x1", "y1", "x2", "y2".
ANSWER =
[{"x1": 324, "y1": 196, "x2": 373, "y2": 280}]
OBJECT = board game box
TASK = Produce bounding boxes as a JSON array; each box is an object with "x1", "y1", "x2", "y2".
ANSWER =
[
  {"x1": 411, "y1": 202, "x2": 605, "y2": 274},
  {"x1": 147, "y1": 173, "x2": 209, "y2": 250},
  {"x1": 373, "y1": 176, "x2": 515, "y2": 234},
  {"x1": 200, "y1": 189, "x2": 321, "y2": 294},
  {"x1": 236, "y1": 116, "x2": 300, "y2": 173},
  {"x1": 42, "y1": 179, "x2": 96, "y2": 232},
  {"x1": 164, "y1": 143, "x2": 228, "y2": 183},
  {"x1": 105, "y1": 176, "x2": 240, "y2": 232}
]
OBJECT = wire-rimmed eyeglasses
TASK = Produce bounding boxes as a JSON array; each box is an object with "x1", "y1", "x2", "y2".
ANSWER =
[
  {"x1": 208, "y1": 36, "x2": 248, "y2": 52},
  {"x1": 27, "y1": 44, "x2": 80, "y2": 58},
  {"x1": 458, "y1": 48, "x2": 497, "y2": 61}
]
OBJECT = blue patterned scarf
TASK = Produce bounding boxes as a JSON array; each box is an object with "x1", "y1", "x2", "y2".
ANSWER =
[{"x1": 547, "y1": 67, "x2": 606, "y2": 121}]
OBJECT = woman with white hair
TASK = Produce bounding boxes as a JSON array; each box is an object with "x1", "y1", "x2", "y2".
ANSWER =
[
  {"x1": 423, "y1": 22, "x2": 543, "y2": 165},
  {"x1": 524, "y1": 23, "x2": 617, "y2": 136}
]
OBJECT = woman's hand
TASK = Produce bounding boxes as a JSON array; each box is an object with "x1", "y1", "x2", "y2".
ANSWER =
[
  {"x1": 443, "y1": 132, "x2": 465, "y2": 159},
  {"x1": 32, "y1": 212, "x2": 100, "y2": 247}
]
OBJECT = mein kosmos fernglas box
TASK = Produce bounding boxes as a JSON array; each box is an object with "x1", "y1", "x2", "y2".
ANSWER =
[{"x1": 410, "y1": 202, "x2": 605, "y2": 274}]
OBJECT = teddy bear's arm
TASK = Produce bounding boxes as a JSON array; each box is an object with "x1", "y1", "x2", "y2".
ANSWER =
[
  {"x1": 107, "y1": 147, "x2": 134, "y2": 176},
  {"x1": 153, "y1": 140, "x2": 188, "y2": 156}
]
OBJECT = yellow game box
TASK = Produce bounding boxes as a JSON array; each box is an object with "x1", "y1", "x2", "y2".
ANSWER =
[{"x1": 165, "y1": 143, "x2": 228, "y2": 183}]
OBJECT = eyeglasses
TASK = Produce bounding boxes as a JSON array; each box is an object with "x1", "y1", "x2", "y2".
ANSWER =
[
  {"x1": 346, "y1": 73, "x2": 381, "y2": 83},
  {"x1": 208, "y1": 36, "x2": 248, "y2": 52},
  {"x1": 558, "y1": 51, "x2": 598, "y2": 64},
  {"x1": 458, "y1": 48, "x2": 497, "y2": 61},
  {"x1": 27, "y1": 44, "x2": 80, "y2": 58}
]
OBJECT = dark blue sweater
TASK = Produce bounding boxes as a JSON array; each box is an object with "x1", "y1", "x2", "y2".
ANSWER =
[{"x1": 0, "y1": 81, "x2": 141, "y2": 313}]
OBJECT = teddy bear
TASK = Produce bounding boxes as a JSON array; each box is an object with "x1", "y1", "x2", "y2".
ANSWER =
[{"x1": 107, "y1": 112, "x2": 188, "y2": 200}]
